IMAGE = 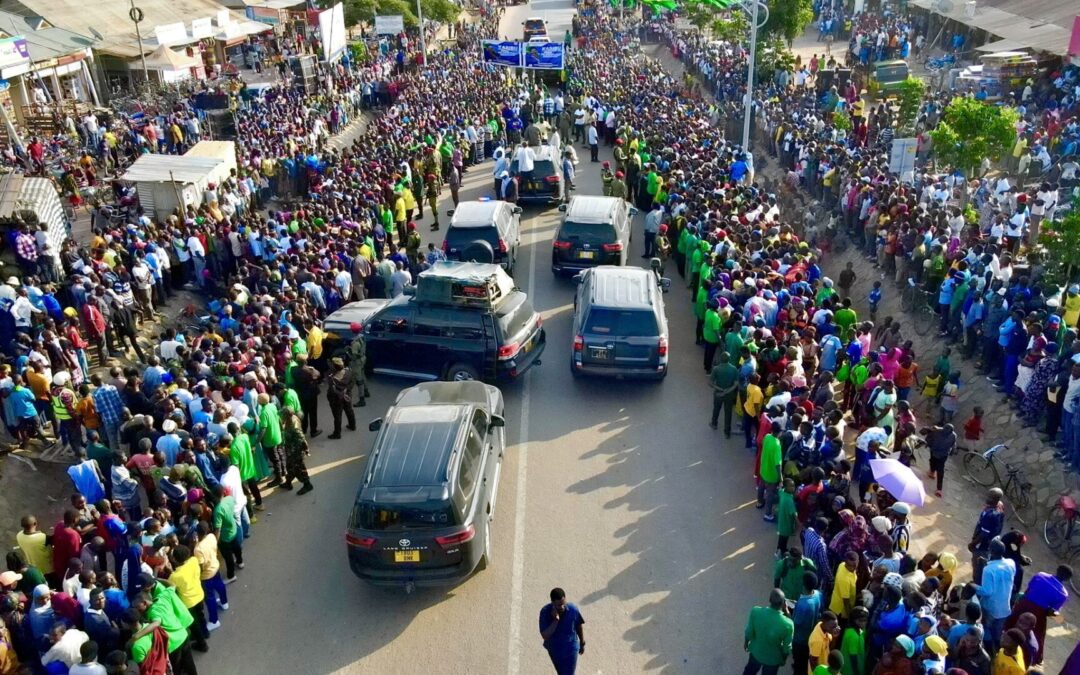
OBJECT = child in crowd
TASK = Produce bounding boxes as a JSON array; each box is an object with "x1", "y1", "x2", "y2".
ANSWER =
[
  {"x1": 963, "y1": 406, "x2": 984, "y2": 444},
  {"x1": 868, "y1": 280, "x2": 882, "y2": 324},
  {"x1": 939, "y1": 372, "x2": 961, "y2": 424}
]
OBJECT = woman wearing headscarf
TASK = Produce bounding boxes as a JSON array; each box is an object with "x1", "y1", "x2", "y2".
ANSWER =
[
  {"x1": 27, "y1": 585, "x2": 54, "y2": 647},
  {"x1": 828, "y1": 510, "x2": 869, "y2": 565},
  {"x1": 1019, "y1": 342, "x2": 1059, "y2": 426}
]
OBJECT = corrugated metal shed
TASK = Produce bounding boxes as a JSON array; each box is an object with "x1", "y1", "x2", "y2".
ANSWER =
[
  {"x1": 121, "y1": 154, "x2": 223, "y2": 184},
  {"x1": 911, "y1": 0, "x2": 1074, "y2": 56}
]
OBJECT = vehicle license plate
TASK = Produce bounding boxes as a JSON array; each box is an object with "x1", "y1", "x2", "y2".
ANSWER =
[
  {"x1": 394, "y1": 550, "x2": 420, "y2": 563},
  {"x1": 589, "y1": 347, "x2": 609, "y2": 359},
  {"x1": 578, "y1": 251, "x2": 595, "y2": 260}
]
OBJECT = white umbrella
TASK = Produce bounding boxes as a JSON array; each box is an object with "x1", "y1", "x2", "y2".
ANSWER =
[{"x1": 870, "y1": 458, "x2": 927, "y2": 507}]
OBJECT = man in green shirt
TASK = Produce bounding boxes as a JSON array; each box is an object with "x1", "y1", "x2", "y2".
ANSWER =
[
  {"x1": 743, "y1": 589, "x2": 794, "y2": 673},
  {"x1": 833, "y1": 298, "x2": 857, "y2": 341},
  {"x1": 211, "y1": 485, "x2": 243, "y2": 581},
  {"x1": 759, "y1": 420, "x2": 783, "y2": 520},
  {"x1": 703, "y1": 302, "x2": 722, "y2": 373},
  {"x1": 709, "y1": 352, "x2": 740, "y2": 436},
  {"x1": 131, "y1": 574, "x2": 199, "y2": 668}
]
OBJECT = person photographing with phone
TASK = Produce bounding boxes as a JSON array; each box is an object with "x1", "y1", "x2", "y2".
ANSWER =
[{"x1": 539, "y1": 587, "x2": 586, "y2": 674}]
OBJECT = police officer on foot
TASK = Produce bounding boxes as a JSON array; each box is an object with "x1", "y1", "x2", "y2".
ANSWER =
[
  {"x1": 348, "y1": 323, "x2": 369, "y2": 407},
  {"x1": 280, "y1": 408, "x2": 314, "y2": 495}
]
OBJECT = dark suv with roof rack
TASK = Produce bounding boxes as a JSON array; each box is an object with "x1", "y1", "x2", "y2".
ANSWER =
[
  {"x1": 324, "y1": 261, "x2": 545, "y2": 382},
  {"x1": 346, "y1": 381, "x2": 506, "y2": 589}
]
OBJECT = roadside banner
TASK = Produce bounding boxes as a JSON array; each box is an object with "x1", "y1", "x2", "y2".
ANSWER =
[
  {"x1": 374, "y1": 15, "x2": 404, "y2": 35},
  {"x1": 481, "y1": 40, "x2": 523, "y2": 68},
  {"x1": 523, "y1": 41, "x2": 565, "y2": 70},
  {"x1": 888, "y1": 137, "x2": 918, "y2": 181}
]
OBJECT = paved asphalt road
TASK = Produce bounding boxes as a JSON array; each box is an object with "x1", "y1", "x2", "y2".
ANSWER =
[{"x1": 208, "y1": 5, "x2": 772, "y2": 673}]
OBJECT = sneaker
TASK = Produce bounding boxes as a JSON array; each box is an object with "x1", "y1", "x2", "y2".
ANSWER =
[
  {"x1": 254, "y1": 504, "x2": 266, "y2": 512},
  {"x1": 219, "y1": 602, "x2": 230, "y2": 611},
  {"x1": 224, "y1": 576, "x2": 238, "y2": 585},
  {"x1": 207, "y1": 621, "x2": 222, "y2": 632},
  {"x1": 237, "y1": 562, "x2": 245, "y2": 570},
  {"x1": 762, "y1": 514, "x2": 777, "y2": 523}
]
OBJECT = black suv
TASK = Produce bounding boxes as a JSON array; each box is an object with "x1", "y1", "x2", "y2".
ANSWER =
[
  {"x1": 346, "y1": 381, "x2": 506, "y2": 589},
  {"x1": 511, "y1": 144, "x2": 563, "y2": 205},
  {"x1": 553, "y1": 195, "x2": 635, "y2": 276},
  {"x1": 571, "y1": 266, "x2": 670, "y2": 380},
  {"x1": 325, "y1": 262, "x2": 545, "y2": 382}
]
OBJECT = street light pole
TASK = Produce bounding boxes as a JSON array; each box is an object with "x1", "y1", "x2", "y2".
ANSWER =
[
  {"x1": 741, "y1": 0, "x2": 758, "y2": 150},
  {"x1": 416, "y1": 0, "x2": 427, "y2": 58}
]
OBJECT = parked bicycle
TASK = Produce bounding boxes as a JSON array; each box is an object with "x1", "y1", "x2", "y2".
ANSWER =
[
  {"x1": 900, "y1": 278, "x2": 938, "y2": 337},
  {"x1": 1042, "y1": 494, "x2": 1080, "y2": 593},
  {"x1": 962, "y1": 444, "x2": 1038, "y2": 526}
]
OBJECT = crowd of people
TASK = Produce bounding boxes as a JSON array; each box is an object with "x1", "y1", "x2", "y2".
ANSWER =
[{"x1": 1, "y1": 0, "x2": 1080, "y2": 672}]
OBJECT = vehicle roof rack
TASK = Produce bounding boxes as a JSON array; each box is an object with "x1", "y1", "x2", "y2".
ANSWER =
[{"x1": 414, "y1": 262, "x2": 516, "y2": 309}]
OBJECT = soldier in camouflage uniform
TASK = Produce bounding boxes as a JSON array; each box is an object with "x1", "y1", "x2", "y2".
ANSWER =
[
  {"x1": 327, "y1": 357, "x2": 356, "y2": 439},
  {"x1": 279, "y1": 407, "x2": 313, "y2": 495},
  {"x1": 348, "y1": 323, "x2": 369, "y2": 407},
  {"x1": 600, "y1": 161, "x2": 614, "y2": 197}
]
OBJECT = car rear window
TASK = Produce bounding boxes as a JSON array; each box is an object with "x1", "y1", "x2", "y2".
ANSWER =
[
  {"x1": 353, "y1": 501, "x2": 457, "y2": 531},
  {"x1": 496, "y1": 293, "x2": 536, "y2": 339},
  {"x1": 876, "y1": 64, "x2": 908, "y2": 82},
  {"x1": 559, "y1": 220, "x2": 616, "y2": 243},
  {"x1": 524, "y1": 19, "x2": 545, "y2": 31},
  {"x1": 584, "y1": 308, "x2": 658, "y2": 337},
  {"x1": 446, "y1": 224, "x2": 499, "y2": 247},
  {"x1": 511, "y1": 159, "x2": 556, "y2": 177}
]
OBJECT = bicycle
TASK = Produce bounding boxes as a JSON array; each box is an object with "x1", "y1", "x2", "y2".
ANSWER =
[
  {"x1": 962, "y1": 444, "x2": 1038, "y2": 526},
  {"x1": 900, "y1": 278, "x2": 938, "y2": 337},
  {"x1": 1042, "y1": 494, "x2": 1080, "y2": 593}
]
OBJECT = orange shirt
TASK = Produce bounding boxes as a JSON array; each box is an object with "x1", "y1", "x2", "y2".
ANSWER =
[
  {"x1": 895, "y1": 363, "x2": 918, "y2": 389},
  {"x1": 26, "y1": 370, "x2": 50, "y2": 401},
  {"x1": 75, "y1": 396, "x2": 101, "y2": 430}
]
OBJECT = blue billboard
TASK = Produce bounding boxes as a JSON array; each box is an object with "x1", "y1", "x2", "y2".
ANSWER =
[
  {"x1": 481, "y1": 40, "x2": 523, "y2": 68},
  {"x1": 523, "y1": 41, "x2": 565, "y2": 70}
]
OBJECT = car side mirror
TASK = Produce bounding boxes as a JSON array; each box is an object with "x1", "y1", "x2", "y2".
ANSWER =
[
  {"x1": 368, "y1": 418, "x2": 382, "y2": 432},
  {"x1": 512, "y1": 206, "x2": 523, "y2": 214},
  {"x1": 558, "y1": 204, "x2": 567, "y2": 212},
  {"x1": 660, "y1": 277, "x2": 672, "y2": 292},
  {"x1": 489, "y1": 415, "x2": 506, "y2": 429},
  {"x1": 573, "y1": 272, "x2": 585, "y2": 285}
]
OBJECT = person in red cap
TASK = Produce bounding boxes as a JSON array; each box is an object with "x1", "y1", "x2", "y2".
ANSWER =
[
  {"x1": 610, "y1": 171, "x2": 628, "y2": 201},
  {"x1": 601, "y1": 161, "x2": 614, "y2": 196}
]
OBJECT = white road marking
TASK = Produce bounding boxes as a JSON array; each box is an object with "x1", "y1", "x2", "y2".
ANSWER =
[{"x1": 507, "y1": 206, "x2": 539, "y2": 675}]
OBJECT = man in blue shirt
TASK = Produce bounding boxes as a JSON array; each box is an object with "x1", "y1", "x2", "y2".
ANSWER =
[
  {"x1": 539, "y1": 587, "x2": 585, "y2": 674},
  {"x1": 972, "y1": 539, "x2": 1015, "y2": 652}
]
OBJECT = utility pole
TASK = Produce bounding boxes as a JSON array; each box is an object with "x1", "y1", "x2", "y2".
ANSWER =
[
  {"x1": 416, "y1": 0, "x2": 427, "y2": 57},
  {"x1": 129, "y1": 0, "x2": 148, "y2": 85},
  {"x1": 741, "y1": 0, "x2": 758, "y2": 150}
]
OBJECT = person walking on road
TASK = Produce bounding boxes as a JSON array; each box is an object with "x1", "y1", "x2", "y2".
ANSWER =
[
  {"x1": 539, "y1": 587, "x2": 585, "y2": 674},
  {"x1": 742, "y1": 588, "x2": 793, "y2": 675},
  {"x1": 279, "y1": 408, "x2": 314, "y2": 495}
]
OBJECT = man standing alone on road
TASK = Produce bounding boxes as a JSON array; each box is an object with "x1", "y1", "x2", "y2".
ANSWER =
[
  {"x1": 643, "y1": 203, "x2": 662, "y2": 259},
  {"x1": 742, "y1": 588, "x2": 793, "y2": 675},
  {"x1": 709, "y1": 352, "x2": 739, "y2": 436},
  {"x1": 539, "y1": 587, "x2": 585, "y2": 674}
]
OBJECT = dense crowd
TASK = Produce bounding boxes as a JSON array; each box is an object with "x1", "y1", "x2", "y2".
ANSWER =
[{"x1": 2, "y1": 0, "x2": 1080, "y2": 673}]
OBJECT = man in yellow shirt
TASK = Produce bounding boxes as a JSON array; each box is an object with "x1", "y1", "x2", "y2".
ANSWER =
[
  {"x1": 193, "y1": 522, "x2": 227, "y2": 630},
  {"x1": 829, "y1": 551, "x2": 859, "y2": 620},
  {"x1": 992, "y1": 628, "x2": 1027, "y2": 675},
  {"x1": 1063, "y1": 284, "x2": 1080, "y2": 328},
  {"x1": 807, "y1": 612, "x2": 840, "y2": 674},
  {"x1": 305, "y1": 319, "x2": 325, "y2": 361},
  {"x1": 168, "y1": 545, "x2": 210, "y2": 651},
  {"x1": 16, "y1": 515, "x2": 53, "y2": 583}
]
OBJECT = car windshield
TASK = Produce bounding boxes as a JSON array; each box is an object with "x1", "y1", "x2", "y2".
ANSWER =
[
  {"x1": 524, "y1": 20, "x2": 545, "y2": 31},
  {"x1": 353, "y1": 501, "x2": 457, "y2": 531},
  {"x1": 559, "y1": 221, "x2": 616, "y2": 243},
  {"x1": 584, "y1": 308, "x2": 658, "y2": 337}
]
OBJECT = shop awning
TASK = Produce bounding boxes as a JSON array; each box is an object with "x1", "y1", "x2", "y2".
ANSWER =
[
  {"x1": 140, "y1": 45, "x2": 201, "y2": 71},
  {"x1": 974, "y1": 39, "x2": 1028, "y2": 52},
  {"x1": 911, "y1": 0, "x2": 1074, "y2": 55}
]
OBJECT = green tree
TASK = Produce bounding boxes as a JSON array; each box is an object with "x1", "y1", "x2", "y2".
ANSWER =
[
  {"x1": 1037, "y1": 198, "x2": 1080, "y2": 284},
  {"x1": 419, "y1": 0, "x2": 461, "y2": 25},
  {"x1": 895, "y1": 77, "x2": 925, "y2": 135},
  {"x1": 711, "y1": 10, "x2": 749, "y2": 43},
  {"x1": 761, "y1": 0, "x2": 814, "y2": 45},
  {"x1": 928, "y1": 96, "x2": 1017, "y2": 179}
]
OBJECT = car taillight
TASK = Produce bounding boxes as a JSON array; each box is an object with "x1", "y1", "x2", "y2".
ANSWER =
[
  {"x1": 497, "y1": 342, "x2": 520, "y2": 360},
  {"x1": 658, "y1": 336, "x2": 668, "y2": 357},
  {"x1": 553, "y1": 240, "x2": 572, "y2": 250},
  {"x1": 602, "y1": 242, "x2": 623, "y2": 252},
  {"x1": 441, "y1": 239, "x2": 449, "y2": 253},
  {"x1": 573, "y1": 335, "x2": 583, "y2": 352},
  {"x1": 498, "y1": 239, "x2": 508, "y2": 253},
  {"x1": 434, "y1": 525, "x2": 475, "y2": 548},
  {"x1": 345, "y1": 533, "x2": 376, "y2": 549},
  {"x1": 544, "y1": 175, "x2": 560, "y2": 183}
]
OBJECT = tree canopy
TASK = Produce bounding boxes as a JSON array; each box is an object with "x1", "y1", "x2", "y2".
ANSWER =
[
  {"x1": 761, "y1": 0, "x2": 814, "y2": 45},
  {"x1": 321, "y1": 0, "x2": 459, "y2": 31},
  {"x1": 928, "y1": 96, "x2": 1017, "y2": 177}
]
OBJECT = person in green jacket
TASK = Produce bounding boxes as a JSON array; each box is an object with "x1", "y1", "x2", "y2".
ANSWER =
[
  {"x1": 743, "y1": 589, "x2": 794, "y2": 673},
  {"x1": 694, "y1": 283, "x2": 709, "y2": 345},
  {"x1": 258, "y1": 394, "x2": 284, "y2": 487},
  {"x1": 773, "y1": 546, "x2": 817, "y2": 604},
  {"x1": 775, "y1": 478, "x2": 798, "y2": 554},
  {"x1": 274, "y1": 382, "x2": 302, "y2": 416},
  {"x1": 676, "y1": 225, "x2": 691, "y2": 277},
  {"x1": 132, "y1": 576, "x2": 197, "y2": 666}
]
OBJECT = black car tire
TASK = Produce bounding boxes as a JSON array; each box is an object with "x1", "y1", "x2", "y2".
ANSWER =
[
  {"x1": 462, "y1": 239, "x2": 495, "y2": 264},
  {"x1": 447, "y1": 362, "x2": 479, "y2": 381}
]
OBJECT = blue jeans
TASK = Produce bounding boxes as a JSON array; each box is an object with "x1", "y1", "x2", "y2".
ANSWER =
[
  {"x1": 1062, "y1": 410, "x2": 1074, "y2": 450},
  {"x1": 984, "y1": 615, "x2": 1006, "y2": 652},
  {"x1": 201, "y1": 573, "x2": 229, "y2": 624}
]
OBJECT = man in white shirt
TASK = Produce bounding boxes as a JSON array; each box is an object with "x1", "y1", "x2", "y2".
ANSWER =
[
  {"x1": 514, "y1": 144, "x2": 536, "y2": 185},
  {"x1": 10, "y1": 288, "x2": 35, "y2": 328},
  {"x1": 187, "y1": 233, "x2": 207, "y2": 287}
]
